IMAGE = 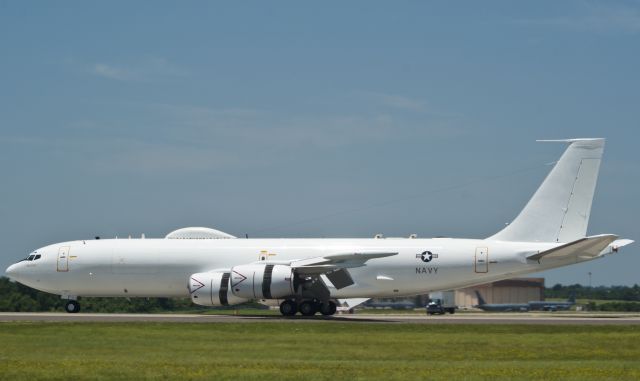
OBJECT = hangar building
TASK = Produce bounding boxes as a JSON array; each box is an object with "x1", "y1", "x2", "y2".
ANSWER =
[
  {"x1": 454, "y1": 278, "x2": 545, "y2": 308},
  {"x1": 368, "y1": 278, "x2": 545, "y2": 309}
]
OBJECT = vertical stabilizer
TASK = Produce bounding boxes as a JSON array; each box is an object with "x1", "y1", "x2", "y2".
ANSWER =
[
  {"x1": 489, "y1": 139, "x2": 604, "y2": 243},
  {"x1": 475, "y1": 290, "x2": 487, "y2": 306}
]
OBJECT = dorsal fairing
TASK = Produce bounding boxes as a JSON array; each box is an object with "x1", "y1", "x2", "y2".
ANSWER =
[{"x1": 165, "y1": 227, "x2": 236, "y2": 239}]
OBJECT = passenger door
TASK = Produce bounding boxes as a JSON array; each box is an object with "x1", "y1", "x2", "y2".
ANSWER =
[
  {"x1": 475, "y1": 247, "x2": 488, "y2": 273},
  {"x1": 57, "y1": 246, "x2": 70, "y2": 272}
]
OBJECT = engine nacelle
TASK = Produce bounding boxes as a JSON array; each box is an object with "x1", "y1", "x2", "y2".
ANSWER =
[
  {"x1": 189, "y1": 272, "x2": 249, "y2": 306},
  {"x1": 230, "y1": 264, "x2": 295, "y2": 299}
]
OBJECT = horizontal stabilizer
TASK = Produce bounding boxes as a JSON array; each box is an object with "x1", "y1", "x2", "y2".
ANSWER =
[
  {"x1": 600, "y1": 239, "x2": 634, "y2": 255},
  {"x1": 527, "y1": 234, "x2": 618, "y2": 262},
  {"x1": 611, "y1": 239, "x2": 634, "y2": 250}
]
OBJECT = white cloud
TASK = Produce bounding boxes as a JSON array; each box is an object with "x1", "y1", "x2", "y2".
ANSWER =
[
  {"x1": 93, "y1": 63, "x2": 132, "y2": 81},
  {"x1": 95, "y1": 139, "x2": 253, "y2": 173},
  {"x1": 90, "y1": 58, "x2": 187, "y2": 82},
  {"x1": 359, "y1": 91, "x2": 429, "y2": 112},
  {"x1": 1, "y1": 98, "x2": 465, "y2": 174},
  {"x1": 149, "y1": 103, "x2": 401, "y2": 149},
  {"x1": 515, "y1": 1, "x2": 640, "y2": 34}
]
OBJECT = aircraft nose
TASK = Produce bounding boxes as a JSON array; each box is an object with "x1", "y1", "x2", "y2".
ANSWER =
[{"x1": 5, "y1": 263, "x2": 20, "y2": 280}]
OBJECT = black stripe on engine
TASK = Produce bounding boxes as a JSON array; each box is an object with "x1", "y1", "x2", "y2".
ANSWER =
[
  {"x1": 219, "y1": 273, "x2": 230, "y2": 306},
  {"x1": 262, "y1": 265, "x2": 274, "y2": 299}
]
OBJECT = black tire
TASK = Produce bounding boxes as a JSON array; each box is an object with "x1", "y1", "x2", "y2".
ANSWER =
[
  {"x1": 319, "y1": 301, "x2": 337, "y2": 316},
  {"x1": 448, "y1": 308, "x2": 456, "y2": 314},
  {"x1": 299, "y1": 301, "x2": 318, "y2": 316},
  {"x1": 279, "y1": 300, "x2": 298, "y2": 316},
  {"x1": 65, "y1": 300, "x2": 80, "y2": 313}
]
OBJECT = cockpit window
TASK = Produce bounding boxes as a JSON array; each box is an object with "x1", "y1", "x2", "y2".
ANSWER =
[
  {"x1": 27, "y1": 255, "x2": 35, "y2": 261},
  {"x1": 35, "y1": 254, "x2": 41, "y2": 260}
]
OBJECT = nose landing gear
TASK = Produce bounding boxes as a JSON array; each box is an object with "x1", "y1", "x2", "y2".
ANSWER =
[{"x1": 64, "y1": 300, "x2": 80, "y2": 313}]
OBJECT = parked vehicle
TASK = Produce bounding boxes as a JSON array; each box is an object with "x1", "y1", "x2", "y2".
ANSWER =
[{"x1": 426, "y1": 291, "x2": 456, "y2": 315}]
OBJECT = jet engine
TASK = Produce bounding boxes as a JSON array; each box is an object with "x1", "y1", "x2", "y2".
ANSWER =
[
  {"x1": 230, "y1": 264, "x2": 295, "y2": 299},
  {"x1": 188, "y1": 272, "x2": 248, "y2": 306}
]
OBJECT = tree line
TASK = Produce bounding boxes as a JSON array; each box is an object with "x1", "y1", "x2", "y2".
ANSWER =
[
  {"x1": 0, "y1": 277, "x2": 210, "y2": 313},
  {"x1": 2, "y1": 277, "x2": 640, "y2": 312},
  {"x1": 545, "y1": 283, "x2": 640, "y2": 312},
  {"x1": 546, "y1": 283, "x2": 640, "y2": 301}
]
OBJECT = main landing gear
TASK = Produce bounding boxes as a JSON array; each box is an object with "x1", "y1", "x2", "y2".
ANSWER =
[
  {"x1": 279, "y1": 300, "x2": 337, "y2": 316},
  {"x1": 64, "y1": 300, "x2": 80, "y2": 313}
]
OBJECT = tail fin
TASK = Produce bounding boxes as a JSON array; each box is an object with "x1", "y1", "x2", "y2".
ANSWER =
[
  {"x1": 490, "y1": 139, "x2": 604, "y2": 243},
  {"x1": 475, "y1": 290, "x2": 487, "y2": 306}
]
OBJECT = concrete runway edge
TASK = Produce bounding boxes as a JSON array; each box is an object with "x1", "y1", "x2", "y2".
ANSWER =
[{"x1": 1, "y1": 312, "x2": 639, "y2": 324}]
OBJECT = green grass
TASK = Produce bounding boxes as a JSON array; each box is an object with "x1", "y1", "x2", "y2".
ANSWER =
[{"x1": 0, "y1": 322, "x2": 638, "y2": 381}]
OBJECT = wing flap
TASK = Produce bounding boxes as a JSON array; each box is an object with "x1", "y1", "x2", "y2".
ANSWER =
[
  {"x1": 325, "y1": 269, "x2": 355, "y2": 289},
  {"x1": 338, "y1": 298, "x2": 370, "y2": 309}
]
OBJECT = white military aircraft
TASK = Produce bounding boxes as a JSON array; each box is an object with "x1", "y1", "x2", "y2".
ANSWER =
[{"x1": 5, "y1": 138, "x2": 633, "y2": 316}]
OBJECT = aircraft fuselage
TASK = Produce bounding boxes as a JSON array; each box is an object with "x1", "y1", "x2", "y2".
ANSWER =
[{"x1": 8, "y1": 237, "x2": 571, "y2": 299}]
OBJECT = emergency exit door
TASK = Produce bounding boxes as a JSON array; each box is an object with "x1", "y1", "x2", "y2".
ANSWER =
[
  {"x1": 57, "y1": 246, "x2": 70, "y2": 272},
  {"x1": 475, "y1": 247, "x2": 488, "y2": 273}
]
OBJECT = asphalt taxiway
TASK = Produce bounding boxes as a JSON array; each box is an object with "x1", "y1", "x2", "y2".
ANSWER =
[{"x1": 1, "y1": 312, "x2": 639, "y2": 324}]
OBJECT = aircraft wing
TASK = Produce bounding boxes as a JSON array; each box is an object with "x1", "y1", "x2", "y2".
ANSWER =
[
  {"x1": 289, "y1": 251, "x2": 398, "y2": 274},
  {"x1": 527, "y1": 234, "x2": 618, "y2": 262}
]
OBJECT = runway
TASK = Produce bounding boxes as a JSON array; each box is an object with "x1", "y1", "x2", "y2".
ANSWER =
[{"x1": 1, "y1": 312, "x2": 639, "y2": 324}]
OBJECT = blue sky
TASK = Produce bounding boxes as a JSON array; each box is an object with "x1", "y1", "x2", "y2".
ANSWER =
[{"x1": 1, "y1": 1, "x2": 638, "y2": 286}]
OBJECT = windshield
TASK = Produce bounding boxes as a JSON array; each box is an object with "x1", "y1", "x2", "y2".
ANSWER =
[{"x1": 23, "y1": 254, "x2": 42, "y2": 261}]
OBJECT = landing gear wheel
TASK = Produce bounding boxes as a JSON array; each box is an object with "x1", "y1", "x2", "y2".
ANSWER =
[
  {"x1": 65, "y1": 300, "x2": 80, "y2": 313},
  {"x1": 319, "y1": 301, "x2": 337, "y2": 316},
  {"x1": 279, "y1": 300, "x2": 298, "y2": 316},
  {"x1": 299, "y1": 301, "x2": 318, "y2": 316}
]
